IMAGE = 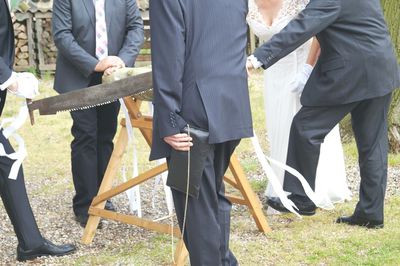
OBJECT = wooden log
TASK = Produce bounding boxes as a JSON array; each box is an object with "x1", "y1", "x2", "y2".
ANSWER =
[
  {"x1": 17, "y1": 39, "x2": 28, "y2": 46},
  {"x1": 17, "y1": 32, "x2": 27, "y2": 39},
  {"x1": 16, "y1": 59, "x2": 29, "y2": 66},
  {"x1": 20, "y1": 46, "x2": 28, "y2": 52},
  {"x1": 13, "y1": 11, "x2": 36, "y2": 72}
]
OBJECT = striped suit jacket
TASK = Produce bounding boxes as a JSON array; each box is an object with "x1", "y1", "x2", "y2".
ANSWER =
[
  {"x1": 150, "y1": 0, "x2": 253, "y2": 160},
  {"x1": 0, "y1": 0, "x2": 14, "y2": 117}
]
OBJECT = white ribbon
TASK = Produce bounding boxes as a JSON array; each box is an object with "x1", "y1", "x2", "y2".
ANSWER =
[
  {"x1": 119, "y1": 98, "x2": 142, "y2": 217},
  {"x1": 251, "y1": 131, "x2": 334, "y2": 217},
  {"x1": 0, "y1": 104, "x2": 29, "y2": 180},
  {"x1": 147, "y1": 102, "x2": 174, "y2": 215}
]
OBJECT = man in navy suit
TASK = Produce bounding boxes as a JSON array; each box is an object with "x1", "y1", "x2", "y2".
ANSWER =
[
  {"x1": 0, "y1": 0, "x2": 75, "y2": 261},
  {"x1": 52, "y1": 0, "x2": 144, "y2": 227},
  {"x1": 248, "y1": 0, "x2": 399, "y2": 228}
]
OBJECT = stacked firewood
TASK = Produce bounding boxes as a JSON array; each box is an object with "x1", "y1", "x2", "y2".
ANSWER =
[
  {"x1": 12, "y1": 16, "x2": 31, "y2": 67},
  {"x1": 38, "y1": 17, "x2": 57, "y2": 65}
]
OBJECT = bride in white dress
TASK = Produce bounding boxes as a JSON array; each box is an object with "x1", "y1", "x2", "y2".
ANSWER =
[{"x1": 247, "y1": 0, "x2": 352, "y2": 210}]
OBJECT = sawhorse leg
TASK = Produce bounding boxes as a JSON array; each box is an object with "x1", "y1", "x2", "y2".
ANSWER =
[
  {"x1": 81, "y1": 106, "x2": 270, "y2": 265},
  {"x1": 225, "y1": 155, "x2": 271, "y2": 233},
  {"x1": 174, "y1": 239, "x2": 189, "y2": 266},
  {"x1": 82, "y1": 126, "x2": 129, "y2": 244}
]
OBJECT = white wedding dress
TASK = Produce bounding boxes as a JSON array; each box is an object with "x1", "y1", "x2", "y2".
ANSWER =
[{"x1": 247, "y1": 0, "x2": 352, "y2": 209}]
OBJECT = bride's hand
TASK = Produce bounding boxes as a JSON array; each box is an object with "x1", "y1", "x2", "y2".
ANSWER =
[{"x1": 289, "y1": 64, "x2": 313, "y2": 94}]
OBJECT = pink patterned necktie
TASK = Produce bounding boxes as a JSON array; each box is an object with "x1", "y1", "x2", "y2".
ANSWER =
[{"x1": 94, "y1": 0, "x2": 108, "y2": 60}]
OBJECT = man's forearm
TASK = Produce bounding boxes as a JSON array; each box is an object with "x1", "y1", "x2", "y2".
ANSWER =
[
  {"x1": 150, "y1": 0, "x2": 186, "y2": 138},
  {"x1": 0, "y1": 57, "x2": 13, "y2": 87},
  {"x1": 253, "y1": 0, "x2": 341, "y2": 69}
]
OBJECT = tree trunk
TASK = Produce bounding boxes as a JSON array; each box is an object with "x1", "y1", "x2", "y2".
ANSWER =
[
  {"x1": 382, "y1": 0, "x2": 400, "y2": 153},
  {"x1": 341, "y1": 0, "x2": 400, "y2": 153}
]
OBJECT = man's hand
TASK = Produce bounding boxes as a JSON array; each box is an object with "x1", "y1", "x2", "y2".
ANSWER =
[
  {"x1": 164, "y1": 133, "x2": 193, "y2": 151},
  {"x1": 104, "y1": 65, "x2": 124, "y2": 76},
  {"x1": 246, "y1": 59, "x2": 254, "y2": 76},
  {"x1": 95, "y1": 56, "x2": 125, "y2": 72}
]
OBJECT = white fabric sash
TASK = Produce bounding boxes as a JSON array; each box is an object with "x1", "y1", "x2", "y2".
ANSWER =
[
  {"x1": 119, "y1": 98, "x2": 142, "y2": 217},
  {"x1": 0, "y1": 104, "x2": 29, "y2": 180},
  {"x1": 251, "y1": 132, "x2": 334, "y2": 217}
]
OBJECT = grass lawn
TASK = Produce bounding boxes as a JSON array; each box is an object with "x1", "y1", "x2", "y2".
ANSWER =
[{"x1": 1, "y1": 71, "x2": 399, "y2": 265}]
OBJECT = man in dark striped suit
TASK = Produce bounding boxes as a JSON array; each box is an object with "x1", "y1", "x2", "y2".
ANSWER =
[
  {"x1": 0, "y1": 0, "x2": 75, "y2": 261},
  {"x1": 150, "y1": 0, "x2": 252, "y2": 265}
]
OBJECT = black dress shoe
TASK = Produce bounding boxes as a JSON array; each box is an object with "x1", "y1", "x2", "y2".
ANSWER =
[
  {"x1": 17, "y1": 239, "x2": 76, "y2": 262},
  {"x1": 336, "y1": 215, "x2": 384, "y2": 229},
  {"x1": 105, "y1": 200, "x2": 116, "y2": 211},
  {"x1": 75, "y1": 214, "x2": 103, "y2": 229},
  {"x1": 267, "y1": 194, "x2": 317, "y2": 216}
]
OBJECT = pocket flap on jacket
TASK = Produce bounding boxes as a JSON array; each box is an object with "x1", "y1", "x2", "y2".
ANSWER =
[{"x1": 321, "y1": 58, "x2": 346, "y2": 72}]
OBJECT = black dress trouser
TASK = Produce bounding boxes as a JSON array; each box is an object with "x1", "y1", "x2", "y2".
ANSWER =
[
  {"x1": 0, "y1": 131, "x2": 44, "y2": 250},
  {"x1": 171, "y1": 140, "x2": 240, "y2": 266},
  {"x1": 70, "y1": 73, "x2": 120, "y2": 216},
  {"x1": 284, "y1": 93, "x2": 392, "y2": 222}
]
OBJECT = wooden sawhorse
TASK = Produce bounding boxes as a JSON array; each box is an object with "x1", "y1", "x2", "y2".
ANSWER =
[{"x1": 81, "y1": 95, "x2": 271, "y2": 265}]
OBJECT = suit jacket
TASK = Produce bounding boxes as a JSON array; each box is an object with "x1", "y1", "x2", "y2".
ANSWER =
[
  {"x1": 52, "y1": 0, "x2": 144, "y2": 93},
  {"x1": 0, "y1": 0, "x2": 14, "y2": 117},
  {"x1": 254, "y1": 0, "x2": 400, "y2": 106},
  {"x1": 149, "y1": 0, "x2": 253, "y2": 160}
]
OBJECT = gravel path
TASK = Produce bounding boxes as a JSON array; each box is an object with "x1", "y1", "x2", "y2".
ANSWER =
[{"x1": 0, "y1": 161, "x2": 399, "y2": 265}]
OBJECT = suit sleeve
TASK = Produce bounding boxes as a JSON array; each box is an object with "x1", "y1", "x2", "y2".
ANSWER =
[
  {"x1": 150, "y1": 0, "x2": 187, "y2": 138},
  {"x1": 254, "y1": 0, "x2": 341, "y2": 69},
  {"x1": 52, "y1": 0, "x2": 99, "y2": 78},
  {"x1": 117, "y1": 0, "x2": 144, "y2": 67},
  {"x1": 0, "y1": 57, "x2": 12, "y2": 86}
]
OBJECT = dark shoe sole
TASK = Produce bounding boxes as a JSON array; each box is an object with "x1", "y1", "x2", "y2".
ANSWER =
[
  {"x1": 267, "y1": 199, "x2": 316, "y2": 216},
  {"x1": 297, "y1": 209, "x2": 316, "y2": 216},
  {"x1": 17, "y1": 249, "x2": 75, "y2": 262},
  {"x1": 78, "y1": 221, "x2": 103, "y2": 229},
  {"x1": 75, "y1": 215, "x2": 103, "y2": 229},
  {"x1": 336, "y1": 218, "x2": 384, "y2": 229},
  {"x1": 105, "y1": 200, "x2": 116, "y2": 212}
]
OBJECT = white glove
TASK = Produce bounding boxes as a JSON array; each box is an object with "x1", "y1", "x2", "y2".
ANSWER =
[
  {"x1": 289, "y1": 64, "x2": 313, "y2": 94},
  {"x1": 9, "y1": 72, "x2": 40, "y2": 99}
]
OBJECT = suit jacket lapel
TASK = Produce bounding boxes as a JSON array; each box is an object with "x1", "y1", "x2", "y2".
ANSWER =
[
  {"x1": 82, "y1": 0, "x2": 95, "y2": 27},
  {"x1": 105, "y1": 0, "x2": 112, "y2": 41},
  {"x1": 3, "y1": 0, "x2": 12, "y2": 28},
  {"x1": 4, "y1": 0, "x2": 10, "y2": 11}
]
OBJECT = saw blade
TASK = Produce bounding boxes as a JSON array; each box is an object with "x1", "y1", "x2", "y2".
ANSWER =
[{"x1": 28, "y1": 70, "x2": 153, "y2": 115}]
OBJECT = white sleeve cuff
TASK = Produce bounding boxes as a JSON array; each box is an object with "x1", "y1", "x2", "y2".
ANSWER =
[
  {"x1": 303, "y1": 63, "x2": 314, "y2": 76},
  {"x1": 248, "y1": 55, "x2": 263, "y2": 69},
  {"x1": 0, "y1": 72, "x2": 17, "y2": 91}
]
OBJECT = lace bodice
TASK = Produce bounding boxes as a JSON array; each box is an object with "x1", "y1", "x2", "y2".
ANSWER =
[{"x1": 247, "y1": 0, "x2": 309, "y2": 42}]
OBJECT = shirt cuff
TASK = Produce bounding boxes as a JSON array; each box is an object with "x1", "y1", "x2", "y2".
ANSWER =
[
  {"x1": 247, "y1": 55, "x2": 263, "y2": 69},
  {"x1": 0, "y1": 72, "x2": 17, "y2": 91}
]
